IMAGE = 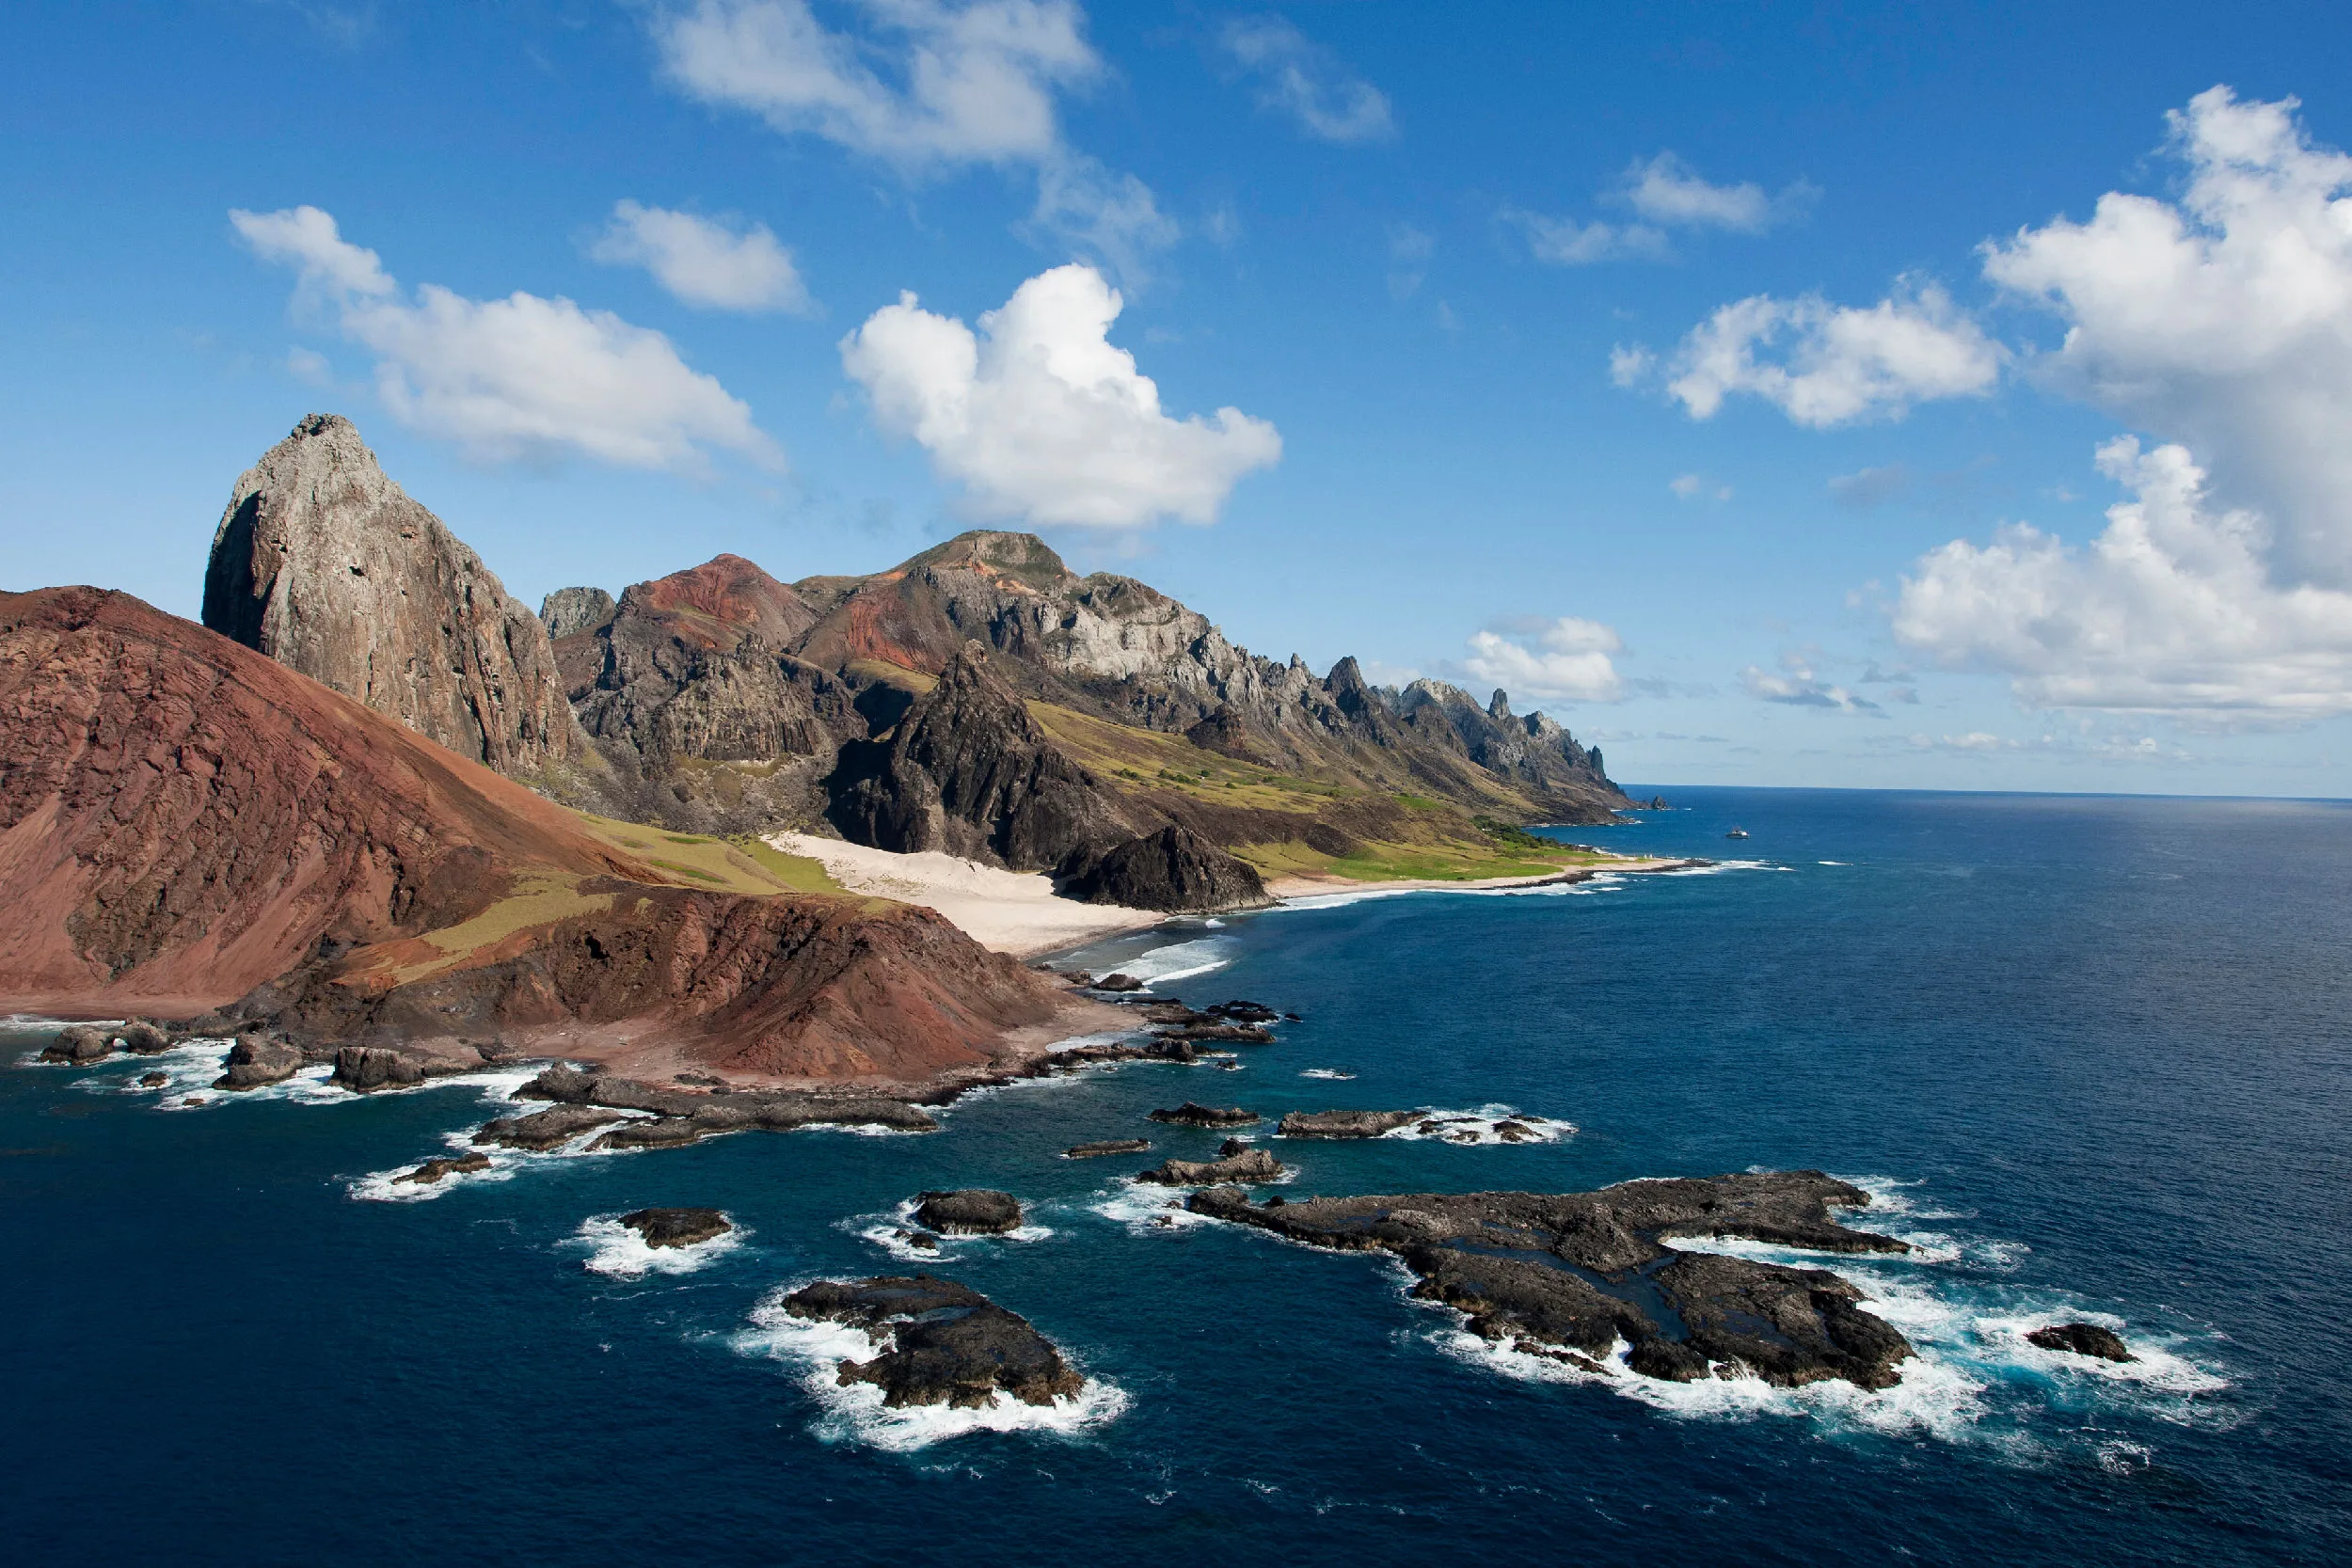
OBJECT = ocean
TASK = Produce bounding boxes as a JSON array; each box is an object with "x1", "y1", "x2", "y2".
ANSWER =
[{"x1": 6, "y1": 787, "x2": 2347, "y2": 1565}]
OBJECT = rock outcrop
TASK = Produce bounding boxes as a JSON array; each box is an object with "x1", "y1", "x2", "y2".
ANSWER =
[
  {"x1": 1065, "y1": 1139, "x2": 1152, "y2": 1159},
  {"x1": 1148, "y1": 1101, "x2": 1259, "y2": 1127},
  {"x1": 1057, "y1": 823, "x2": 1270, "y2": 912},
  {"x1": 827, "y1": 644, "x2": 1138, "y2": 871},
  {"x1": 471, "y1": 1104, "x2": 627, "y2": 1151},
  {"x1": 1277, "y1": 1109, "x2": 1423, "y2": 1139},
  {"x1": 539, "y1": 587, "x2": 616, "y2": 641},
  {"x1": 782, "y1": 1275, "x2": 1086, "y2": 1408},
  {"x1": 2027, "y1": 1323, "x2": 2135, "y2": 1362},
  {"x1": 620, "y1": 1208, "x2": 732, "y2": 1248},
  {"x1": 1187, "y1": 1171, "x2": 1916, "y2": 1390},
  {"x1": 1137, "y1": 1142, "x2": 1287, "y2": 1185},
  {"x1": 201, "y1": 415, "x2": 574, "y2": 774},
  {"x1": 910, "y1": 1189, "x2": 1024, "y2": 1234}
]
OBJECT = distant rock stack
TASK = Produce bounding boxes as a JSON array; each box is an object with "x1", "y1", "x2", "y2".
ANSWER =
[{"x1": 201, "y1": 414, "x2": 575, "y2": 775}]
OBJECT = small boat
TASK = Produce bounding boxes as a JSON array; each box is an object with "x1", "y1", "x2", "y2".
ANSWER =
[{"x1": 1724, "y1": 827, "x2": 1749, "y2": 839}]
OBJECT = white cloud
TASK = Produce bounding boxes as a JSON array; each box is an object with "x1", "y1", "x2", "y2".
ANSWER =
[
  {"x1": 590, "y1": 200, "x2": 812, "y2": 313},
  {"x1": 1894, "y1": 437, "x2": 2352, "y2": 720},
  {"x1": 652, "y1": 0, "x2": 1173, "y2": 281},
  {"x1": 1670, "y1": 472, "x2": 1731, "y2": 502},
  {"x1": 1983, "y1": 86, "x2": 2352, "y2": 592},
  {"x1": 1740, "y1": 652, "x2": 1878, "y2": 712},
  {"x1": 1460, "y1": 618, "x2": 1625, "y2": 703},
  {"x1": 1624, "y1": 152, "x2": 1787, "y2": 232},
  {"x1": 1891, "y1": 87, "x2": 2352, "y2": 723},
  {"x1": 1218, "y1": 15, "x2": 1394, "y2": 144},
  {"x1": 1505, "y1": 209, "x2": 1669, "y2": 266},
  {"x1": 1646, "y1": 276, "x2": 2002, "y2": 426},
  {"x1": 1509, "y1": 153, "x2": 1806, "y2": 267},
  {"x1": 839, "y1": 262, "x2": 1280, "y2": 527},
  {"x1": 232, "y1": 205, "x2": 778, "y2": 471},
  {"x1": 1830, "y1": 463, "x2": 1912, "y2": 507},
  {"x1": 653, "y1": 0, "x2": 1096, "y2": 167},
  {"x1": 285, "y1": 345, "x2": 333, "y2": 385}
]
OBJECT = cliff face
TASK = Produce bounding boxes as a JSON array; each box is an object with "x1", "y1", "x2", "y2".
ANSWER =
[
  {"x1": 201, "y1": 414, "x2": 574, "y2": 774},
  {"x1": 0, "y1": 586, "x2": 1069, "y2": 1084},
  {"x1": 827, "y1": 644, "x2": 1140, "y2": 868}
]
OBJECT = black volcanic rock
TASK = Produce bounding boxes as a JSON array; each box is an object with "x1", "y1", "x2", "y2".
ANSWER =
[
  {"x1": 1066, "y1": 1139, "x2": 1152, "y2": 1159},
  {"x1": 472, "y1": 1104, "x2": 628, "y2": 1151},
  {"x1": 911, "y1": 1189, "x2": 1024, "y2": 1234},
  {"x1": 1058, "y1": 823, "x2": 1271, "y2": 913},
  {"x1": 1137, "y1": 1145, "x2": 1287, "y2": 1185},
  {"x1": 1278, "y1": 1109, "x2": 1422, "y2": 1139},
  {"x1": 620, "y1": 1207, "x2": 732, "y2": 1247},
  {"x1": 394, "y1": 1152, "x2": 490, "y2": 1185},
  {"x1": 2027, "y1": 1322, "x2": 2135, "y2": 1362},
  {"x1": 1186, "y1": 1171, "x2": 1915, "y2": 1390},
  {"x1": 332, "y1": 1045, "x2": 465, "y2": 1092},
  {"x1": 783, "y1": 1275, "x2": 1084, "y2": 1409},
  {"x1": 1149, "y1": 1101, "x2": 1259, "y2": 1127},
  {"x1": 828, "y1": 643, "x2": 1137, "y2": 871}
]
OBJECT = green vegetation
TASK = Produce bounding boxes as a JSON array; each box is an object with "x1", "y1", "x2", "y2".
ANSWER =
[
  {"x1": 565, "y1": 810, "x2": 844, "y2": 897},
  {"x1": 649, "y1": 859, "x2": 726, "y2": 883}
]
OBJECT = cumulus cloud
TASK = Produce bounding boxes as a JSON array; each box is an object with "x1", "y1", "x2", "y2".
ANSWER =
[
  {"x1": 1632, "y1": 276, "x2": 2002, "y2": 426},
  {"x1": 1894, "y1": 437, "x2": 2352, "y2": 720},
  {"x1": 1891, "y1": 88, "x2": 2352, "y2": 723},
  {"x1": 1740, "y1": 652, "x2": 1879, "y2": 712},
  {"x1": 232, "y1": 205, "x2": 778, "y2": 470},
  {"x1": 653, "y1": 1, "x2": 1172, "y2": 280},
  {"x1": 1217, "y1": 15, "x2": 1394, "y2": 144},
  {"x1": 1459, "y1": 618, "x2": 1625, "y2": 703},
  {"x1": 1984, "y1": 86, "x2": 2352, "y2": 592},
  {"x1": 838, "y1": 262, "x2": 1280, "y2": 527},
  {"x1": 591, "y1": 200, "x2": 812, "y2": 313}
]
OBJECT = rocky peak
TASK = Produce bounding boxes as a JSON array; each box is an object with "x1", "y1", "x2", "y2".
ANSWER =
[
  {"x1": 903, "y1": 530, "x2": 1077, "y2": 592},
  {"x1": 541, "y1": 586, "x2": 616, "y2": 640},
  {"x1": 620, "y1": 553, "x2": 814, "y2": 652},
  {"x1": 200, "y1": 413, "x2": 574, "y2": 774},
  {"x1": 1488, "y1": 689, "x2": 1513, "y2": 721}
]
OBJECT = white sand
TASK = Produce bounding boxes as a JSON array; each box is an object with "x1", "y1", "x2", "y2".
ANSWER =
[{"x1": 763, "y1": 832, "x2": 1168, "y2": 958}]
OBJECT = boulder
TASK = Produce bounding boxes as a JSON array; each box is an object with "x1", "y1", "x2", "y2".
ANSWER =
[
  {"x1": 2027, "y1": 1323, "x2": 2135, "y2": 1362},
  {"x1": 1148, "y1": 1101, "x2": 1259, "y2": 1128},
  {"x1": 911, "y1": 1189, "x2": 1024, "y2": 1235},
  {"x1": 1065, "y1": 1139, "x2": 1152, "y2": 1159},
  {"x1": 619, "y1": 1208, "x2": 732, "y2": 1248},
  {"x1": 213, "y1": 1037, "x2": 303, "y2": 1090},
  {"x1": 783, "y1": 1275, "x2": 1085, "y2": 1409},
  {"x1": 119, "y1": 1019, "x2": 174, "y2": 1054},
  {"x1": 1089, "y1": 973, "x2": 1145, "y2": 992},
  {"x1": 40, "y1": 1024, "x2": 113, "y2": 1064},
  {"x1": 393, "y1": 1152, "x2": 490, "y2": 1185},
  {"x1": 330, "y1": 1046, "x2": 459, "y2": 1092}
]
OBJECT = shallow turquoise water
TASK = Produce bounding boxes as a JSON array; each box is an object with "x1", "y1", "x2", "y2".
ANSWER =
[{"x1": 5, "y1": 788, "x2": 2347, "y2": 1564}]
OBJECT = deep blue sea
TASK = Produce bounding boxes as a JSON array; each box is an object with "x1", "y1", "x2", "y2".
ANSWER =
[{"x1": 7, "y1": 787, "x2": 2349, "y2": 1566}]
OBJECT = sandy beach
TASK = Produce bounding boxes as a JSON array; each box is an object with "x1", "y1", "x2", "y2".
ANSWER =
[{"x1": 762, "y1": 832, "x2": 1170, "y2": 958}]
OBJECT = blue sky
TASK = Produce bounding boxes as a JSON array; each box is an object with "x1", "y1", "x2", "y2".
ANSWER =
[{"x1": 8, "y1": 1, "x2": 2352, "y2": 795}]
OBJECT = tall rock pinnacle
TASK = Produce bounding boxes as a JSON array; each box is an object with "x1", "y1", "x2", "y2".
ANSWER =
[{"x1": 201, "y1": 414, "x2": 574, "y2": 774}]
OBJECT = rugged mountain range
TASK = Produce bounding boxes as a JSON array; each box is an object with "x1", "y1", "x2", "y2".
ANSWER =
[
  {"x1": 0, "y1": 585, "x2": 1071, "y2": 1083},
  {"x1": 199, "y1": 416, "x2": 1631, "y2": 911}
]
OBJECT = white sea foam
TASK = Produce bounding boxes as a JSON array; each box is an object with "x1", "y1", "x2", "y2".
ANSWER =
[
  {"x1": 849, "y1": 1198, "x2": 1057, "y2": 1261},
  {"x1": 572, "y1": 1214, "x2": 745, "y2": 1278},
  {"x1": 1819, "y1": 860, "x2": 1849, "y2": 865},
  {"x1": 1379, "y1": 1106, "x2": 1572, "y2": 1145},
  {"x1": 734, "y1": 1290, "x2": 1128, "y2": 1452},
  {"x1": 1113, "y1": 937, "x2": 1237, "y2": 987},
  {"x1": 1089, "y1": 1180, "x2": 1213, "y2": 1234},
  {"x1": 1299, "y1": 1069, "x2": 1357, "y2": 1080},
  {"x1": 347, "y1": 1097, "x2": 658, "y2": 1201}
]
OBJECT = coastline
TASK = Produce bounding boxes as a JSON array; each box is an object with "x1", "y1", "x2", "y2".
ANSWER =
[{"x1": 1263, "y1": 854, "x2": 1702, "y2": 900}]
